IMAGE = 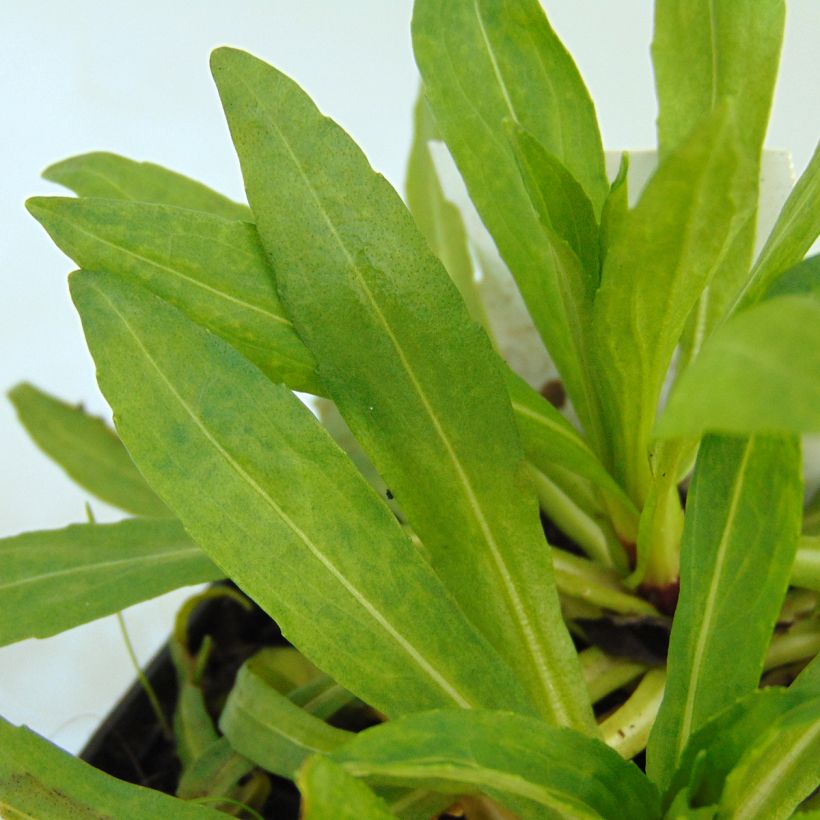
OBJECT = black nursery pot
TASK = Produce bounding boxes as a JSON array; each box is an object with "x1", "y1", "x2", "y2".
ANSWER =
[{"x1": 80, "y1": 586, "x2": 302, "y2": 818}]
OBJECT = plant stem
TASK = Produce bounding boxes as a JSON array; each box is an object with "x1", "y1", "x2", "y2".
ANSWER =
[
  {"x1": 600, "y1": 669, "x2": 666, "y2": 759},
  {"x1": 552, "y1": 548, "x2": 660, "y2": 617},
  {"x1": 765, "y1": 629, "x2": 820, "y2": 672},
  {"x1": 115, "y1": 611, "x2": 172, "y2": 737},
  {"x1": 528, "y1": 464, "x2": 629, "y2": 572},
  {"x1": 579, "y1": 647, "x2": 647, "y2": 704}
]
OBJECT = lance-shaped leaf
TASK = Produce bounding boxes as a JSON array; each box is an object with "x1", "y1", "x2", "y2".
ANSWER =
[
  {"x1": 329, "y1": 710, "x2": 660, "y2": 819},
  {"x1": 762, "y1": 254, "x2": 820, "y2": 302},
  {"x1": 412, "y1": 0, "x2": 607, "y2": 431},
  {"x1": 720, "y1": 698, "x2": 820, "y2": 819},
  {"x1": 0, "y1": 518, "x2": 220, "y2": 646},
  {"x1": 653, "y1": 0, "x2": 785, "y2": 349},
  {"x1": 211, "y1": 47, "x2": 593, "y2": 732},
  {"x1": 9, "y1": 382, "x2": 168, "y2": 517},
  {"x1": 647, "y1": 434, "x2": 803, "y2": 789},
  {"x1": 27, "y1": 197, "x2": 321, "y2": 394},
  {"x1": 655, "y1": 295, "x2": 820, "y2": 439},
  {"x1": 43, "y1": 150, "x2": 251, "y2": 221},
  {"x1": 220, "y1": 659, "x2": 352, "y2": 779},
  {"x1": 664, "y1": 688, "x2": 818, "y2": 812},
  {"x1": 590, "y1": 105, "x2": 742, "y2": 502},
  {"x1": 739, "y1": 142, "x2": 820, "y2": 308},
  {"x1": 297, "y1": 757, "x2": 393, "y2": 820},
  {"x1": 0, "y1": 717, "x2": 218, "y2": 818},
  {"x1": 406, "y1": 95, "x2": 485, "y2": 327},
  {"x1": 70, "y1": 269, "x2": 536, "y2": 720}
]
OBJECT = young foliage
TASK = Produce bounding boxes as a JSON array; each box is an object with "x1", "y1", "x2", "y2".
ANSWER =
[
  {"x1": 70, "y1": 269, "x2": 535, "y2": 719},
  {"x1": 210, "y1": 46, "x2": 593, "y2": 733}
]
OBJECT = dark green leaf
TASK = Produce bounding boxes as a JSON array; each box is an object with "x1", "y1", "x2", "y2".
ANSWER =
[
  {"x1": 656, "y1": 295, "x2": 820, "y2": 438},
  {"x1": 43, "y1": 151, "x2": 251, "y2": 221},
  {"x1": 330, "y1": 709, "x2": 660, "y2": 819},
  {"x1": 9, "y1": 382, "x2": 168, "y2": 517},
  {"x1": 71, "y1": 269, "x2": 536, "y2": 719},
  {"x1": 761, "y1": 254, "x2": 820, "y2": 302},
  {"x1": 211, "y1": 46, "x2": 592, "y2": 732},
  {"x1": 0, "y1": 717, "x2": 218, "y2": 818},
  {"x1": 0, "y1": 518, "x2": 221, "y2": 646},
  {"x1": 27, "y1": 197, "x2": 321, "y2": 394},
  {"x1": 647, "y1": 435, "x2": 802, "y2": 788}
]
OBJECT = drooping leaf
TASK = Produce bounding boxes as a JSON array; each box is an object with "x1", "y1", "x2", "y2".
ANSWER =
[
  {"x1": 43, "y1": 150, "x2": 251, "y2": 221},
  {"x1": 406, "y1": 94, "x2": 486, "y2": 327},
  {"x1": 655, "y1": 295, "x2": 820, "y2": 438},
  {"x1": 0, "y1": 518, "x2": 221, "y2": 646},
  {"x1": 740, "y1": 141, "x2": 820, "y2": 307},
  {"x1": 664, "y1": 688, "x2": 817, "y2": 812},
  {"x1": 210, "y1": 47, "x2": 593, "y2": 732},
  {"x1": 647, "y1": 434, "x2": 803, "y2": 788},
  {"x1": 8, "y1": 382, "x2": 168, "y2": 517},
  {"x1": 27, "y1": 197, "x2": 321, "y2": 394},
  {"x1": 591, "y1": 104, "x2": 743, "y2": 503},
  {"x1": 329, "y1": 710, "x2": 660, "y2": 819},
  {"x1": 70, "y1": 269, "x2": 536, "y2": 720},
  {"x1": 220, "y1": 659, "x2": 352, "y2": 779},
  {"x1": 720, "y1": 698, "x2": 820, "y2": 819},
  {"x1": 0, "y1": 717, "x2": 218, "y2": 818},
  {"x1": 653, "y1": 0, "x2": 785, "y2": 349},
  {"x1": 297, "y1": 756, "x2": 394, "y2": 820},
  {"x1": 411, "y1": 0, "x2": 607, "y2": 432}
]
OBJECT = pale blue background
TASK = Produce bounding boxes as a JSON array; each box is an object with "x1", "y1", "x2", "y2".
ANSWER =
[{"x1": 1, "y1": 1, "x2": 818, "y2": 754}]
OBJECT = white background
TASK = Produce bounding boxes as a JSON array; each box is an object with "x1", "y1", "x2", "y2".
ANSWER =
[{"x1": 1, "y1": 1, "x2": 818, "y2": 755}]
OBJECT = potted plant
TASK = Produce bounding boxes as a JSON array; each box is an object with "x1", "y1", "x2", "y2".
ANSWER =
[{"x1": 2, "y1": 0, "x2": 819, "y2": 817}]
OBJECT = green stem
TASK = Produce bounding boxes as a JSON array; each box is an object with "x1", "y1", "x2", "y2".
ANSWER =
[
  {"x1": 528, "y1": 464, "x2": 629, "y2": 572},
  {"x1": 116, "y1": 611, "x2": 172, "y2": 737},
  {"x1": 600, "y1": 669, "x2": 666, "y2": 759},
  {"x1": 765, "y1": 630, "x2": 820, "y2": 672},
  {"x1": 552, "y1": 548, "x2": 660, "y2": 617},
  {"x1": 579, "y1": 647, "x2": 647, "y2": 704}
]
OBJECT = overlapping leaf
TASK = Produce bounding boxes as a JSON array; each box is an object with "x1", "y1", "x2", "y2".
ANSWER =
[
  {"x1": 647, "y1": 434, "x2": 802, "y2": 788},
  {"x1": 211, "y1": 47, "x2": 593, "y2": 732},
  {"x1": 71, "y1": 269, "x2": 535, "y2": 720},
  {"x1": 297, "y1": 757, "x2": 393, "y2": 820},
  {"x1": 0, "y1": 518, "x2": 220, "y2": 646},
  {"x1": 43, "y1": 150, "x2": 251, "y2": 220},
  {"x1": 27, "y1": 196, "x2": 321, "y2": 393}
]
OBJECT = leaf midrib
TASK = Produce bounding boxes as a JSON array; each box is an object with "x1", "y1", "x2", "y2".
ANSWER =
[{"x1": 90, "y1": 279, "x2": 474, "y2": 710}]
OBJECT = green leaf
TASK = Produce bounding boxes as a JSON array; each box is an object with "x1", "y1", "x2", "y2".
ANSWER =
[
  {"x1": 0, "y1": 716, "x2": 218, "y2": 818},
  {"x1": 653, "y1": 0, "x2": 785, "y2": 347},
  {"x1": 792, "y1": 653, "x2": 820, "y2": 694},
  {"x1": 591, "y1": 104, "x2": 743, "y2": 503},
  {"x1": 411, "y1": 0, "x2": 607, "y2": 432},
  {"x1": 647, "y1": 434, "x2": 803, "y2": 788},
  {"x1": 27, "y1": 197, "x2": 321, "y2": 394},
  {"x1": 599, "y1": 152, "x2": 629, "y2": 263},
  {"x1": 0, "y1": 518, "x2": 221, "y2": 646},
  {"x1": 406, "y1": 94, "x2": 485, "y2": 327},
  {"x1": 9, "y1": 382, "x2": 168, "y2": 517},
  {"x1": 297, "y1": 757, "x2": 394, "y2": 820},
  {"x1": 330, "y1": 709, "x2": 660, "y2": 819},
  {"x1": 664, "y1": 688, "x2": 817, "y2": 811},
  {"x1": 176, "y1": 738, "x2": 254, "y2": 802},
  {"x1": 793, "y1": 536, "x2": 820, "y2": 592},
  {"x1": 70, "y1": 269, "x2": 536, "y2": 719},
  {"x1": 761, "y1": 254, "x2": 820, "y2": 302},
  {"x1": 655, "y1": 295, "x2": 820, "y2": 438},
  {"x1": 211, "y1": 46, "x2": 593, "y2": 732},
  {"x1": 721, "y1": 698, "x2": 820, "y2": 819},
  {"x1": 43, "y1": 150, "x2": 251, "y2": 221},
  {"x1": 742, "y1": 143, "x2": 820, "y2": 304},
  {"x1": 219, "y1": 659, "x2": 352, "y2": 779}
]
